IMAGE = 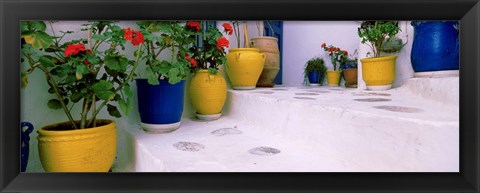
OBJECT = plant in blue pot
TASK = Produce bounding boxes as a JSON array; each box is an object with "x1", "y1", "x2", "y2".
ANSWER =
[
  {"x1": 410, "y1": 21, "x2": 459, "y2": 77},
  {"x1": 135, "y1": 21, "x2": 197, "y2": 133},
  {"x1": 303, "y1": 57, "x2": 327, "y2": 86}
]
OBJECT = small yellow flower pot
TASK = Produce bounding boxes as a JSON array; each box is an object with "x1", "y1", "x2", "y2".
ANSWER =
[
  {"x1": 37, "y1": 119, "x2": 116, "y2": 172},
  {"x1": 360, "y1": 55, "x2": 397, "y2": 90},
  {"x1": 225, "y1": 48, "x2": 265, "y2": 90},
  {"x1": 327, "y1": 70, "x2": 342, "y2": 86},
  {"x1": 189, "y1": 69, "x2": 227, "y2": 120}
]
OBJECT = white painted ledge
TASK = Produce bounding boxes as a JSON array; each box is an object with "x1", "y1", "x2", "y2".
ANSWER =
[{"x1": 114, "y1": 81, "x2": 459, "y2": 172}]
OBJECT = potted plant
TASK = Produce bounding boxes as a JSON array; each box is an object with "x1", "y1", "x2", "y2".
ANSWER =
[
  {"x1": 342, "y1": 49, "x2": 358, "y2": 88},
  {"x1": 21, "y1": 21, "x2": 143, "y2": 172},
  {"x1": 358, "y1": 21, "x2": 401, "y2": 90},
  {"x1": 321, "y1": 43, "x2": 347, "y2": 86},
  {"x1": 410, "y1": 21, "x2": 459, "y2": 77},
  {"x1": 250, "y1": 21, "x2": 280, "y2": 87},
  {"x1": 187, "y1": 21, "x2": 232, "y2": 121},
  {"x1": 303, "y1": 57, "x2": 327, "y2": 85},
  {"x1": 225, "y1": 21, "x2": 266, "y2": 90},
  {"x1": 135, "y1": 21, "x2": 195, "y2": 133}
]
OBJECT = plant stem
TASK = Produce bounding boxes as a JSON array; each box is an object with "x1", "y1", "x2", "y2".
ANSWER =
[{"x1": 87, "y1": 45, "x2": 143, "y2": 127}]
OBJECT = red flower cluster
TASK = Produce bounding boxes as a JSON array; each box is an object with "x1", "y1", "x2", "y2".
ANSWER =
[
  {"x1": 343, "y1": 50, "x2": 348, "y2": 55},
  {"x1": 123, "y1": 28, "x2": 144, "y2": 46},
  {"x1": 321, "y1": 43, "x2": 326, "y2": 48},
  {"x1": 222, "y1": 23, "x2": 233, "y2": 35},
  {"x1": 186, "y1": 21, "x2": 201, "y2": 31},
  {"x1": 185, "y1": 53, "x2": 198, "y2": 68},
  {"x1": 64, "y1": 43, "x2": 86, "y2": 57},
  {"x1": 216, "y1": 37, "x2": 229, "y2": 51}
]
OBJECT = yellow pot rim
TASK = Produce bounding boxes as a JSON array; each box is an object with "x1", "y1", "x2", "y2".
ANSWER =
[
  {"x1": 228, "y1": 48, "x2": 260, "y2": 52},
  {"x1": 360, "y1": 55, "x2": 397, "y2": 63},
  {"x1": 38, "y1": 119, "x2": 115, "y2": 137}
]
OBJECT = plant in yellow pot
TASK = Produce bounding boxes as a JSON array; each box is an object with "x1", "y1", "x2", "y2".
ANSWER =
[
  {"x1": 358, "y1": 21, "x2": 401, "y2": 90},
  {"x1": 226, "y1": 21, "x2": 266, "y2": 90},
  {"x1": 21, "y1": 21, "x2": 143, "y2": 172},
  {"x1": 187, "y1": 22, "x2": 232, "y2": 121},
  {"x1": 321, "y1": 43, "x2": 347, "y2": 87}
]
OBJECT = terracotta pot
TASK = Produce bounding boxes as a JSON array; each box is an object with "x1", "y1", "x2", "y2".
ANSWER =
[
  {"x1": 250, "y1": 37, "x2": 280, "y2": 87},
  {"x1": 343, "y1": 68, "x2": 358, "y2": 88}
]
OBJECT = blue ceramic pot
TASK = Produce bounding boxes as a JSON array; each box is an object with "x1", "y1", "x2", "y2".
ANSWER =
[
  {"x1": 136, "y1": 79, "x2": 185, "y2": 132},
  {"x1": 21, "y1": 122, "x2": 34, "y2": 172},
  {"x1": 411, "y1": 21, "x2": 459, "y2": 72},
  {"x1": 308, "y1": 72, "x2": 320, "y2": 84}
]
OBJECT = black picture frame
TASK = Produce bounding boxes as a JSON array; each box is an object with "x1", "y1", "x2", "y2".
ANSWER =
[{"x1": 1, "y1": 0, "x2": 479, "y2": 192}]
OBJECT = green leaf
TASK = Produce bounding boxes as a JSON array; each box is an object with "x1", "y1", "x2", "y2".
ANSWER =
[
  {"x1": 124, "y1": 84, "x2": 133, "y2": 98},
  {"x1": 208, "y1": 68, "x2": 217, "y2": 74},
  {"x1": 107, "y1": 104, "x2": 122, "y2": 118},
  {"x1": 30, "y1": 21, "x2": 47, "y2": 32},
  {"x1": 91, "y1": 34, "x2": 107, "y2": 41},
  {"x1": 21, "y1": 72, "x2": 28, "y2": 89},
  {"x1": 92, "y1": 80, "x2": 114, "y2": 100},
  {"x1": 70, "y1": 92, "x2": 83, "y2": 103},
  {"x1": 105, "y1": 55, "x2": 128, "y2": 71},
  {"x1": 22, "y1": 31, "x2": 53, "y2": 49},
  {"x1": 167, "y1": 68, "x2": 180, "y2": 84},
  {"x1": 118, "y1": 98, "x2": 132, "y2": 115},
  {"x1": 146, "y1": 67, "x2": 159, "y2": 85},
  {"x1": 76, "y1": 64, "x2": 89, "y2": 75},
  {"x1": 87, "y1": 54, "x2": 100, "y2": 65},
  {"x1": 47, "y1": 99, "x2": 62, "y2": 109},
  {"x1": 39, "y1": 56, "x2": 55, "y2": 67}
]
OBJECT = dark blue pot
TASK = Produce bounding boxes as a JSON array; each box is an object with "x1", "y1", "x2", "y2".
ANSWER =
[
  {"x1": 308, "y1": 72, "x2": 320, "y2": 84},
  {"x1": 136, "y1": 79, "x2": 185, "y2": 124},
  {"x1": 21, "y1": 122, "x2": 34, "y2": 172},
  {"x1": 411, "y1": 21, "x2": 459, "y2": 72}
]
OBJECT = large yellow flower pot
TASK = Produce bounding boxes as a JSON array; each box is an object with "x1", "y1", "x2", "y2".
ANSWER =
[
  {"x1": 189, "y1": 69, "x2": 227, "y2": 120},
  {"x1": 327, "y1": 70, "x2": 342, "y2": 86},
  {"x1": 37, "y1": 119, "x2": 116, "y2": 172},
  {"x1": 226, "y1": 48, "x2": 265, "y2": 90},
  {"x1": 360, "y1": 55, "x2": 397, "y2": 90}
]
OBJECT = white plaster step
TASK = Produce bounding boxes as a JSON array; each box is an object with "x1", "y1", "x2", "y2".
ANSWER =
[
  {"x1": 114, "y1": 117, "x2": 352, "y2": 172},
  {"x1": 400, "y1": 76, "x2": 459, "y2": 106}
]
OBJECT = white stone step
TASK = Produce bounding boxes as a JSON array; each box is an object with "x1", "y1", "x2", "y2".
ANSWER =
[
  {"x1": 114, "y1": 84, "x2": 459, "y2": 172},
  {"x1": 400, "y1": 76, "x2": 459, "y2": 106}
]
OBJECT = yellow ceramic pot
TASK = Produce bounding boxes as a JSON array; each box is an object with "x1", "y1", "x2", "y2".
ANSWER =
[
  {"x1": 327, "y1": 70, "x2": 342, "y2": 86},
  {"x1": 360, "y1": 55, "x2": 397, "y2": 90},
  {"x1": 189, "y1": 69, "x2": 227, "y2": 120},
  {"x1": 37, "y1": 119, "x2": 116, "y2": 172},
  {"x1": 225, "y1": 48, "x2": 265, "y2": 90}
]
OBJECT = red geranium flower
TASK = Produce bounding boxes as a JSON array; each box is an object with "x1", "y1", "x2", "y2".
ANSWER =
[
  {"x1": 222, "y1": 23, "x2": 233, "y2": 35},
  {"x1": 321, "y1": 43, "x2": 326, "y2": 48},
  {"x1": 123, "y1": 28, "x2": 134, "y2": 41},
  {"x1": 185, "y1": 53, "x2": 198, "y2": 68},
  {"x1": 216, "y1": 37, "x2": 229, "y2": 51},
  {"x1": 336, "y1": 47, "x2": 340, "y2": 52},
  {"x1": 186, "y1": 21, "x2": 201, "y2": 31},
  {"x1": 343, "y1": 50, "x2": 348, "y2": 55},
  {"x1": 64, "y1": 43, "x2": 86, "y2": 57},
  {"x1": 131, "y1": 31, "x2": 145, "y2": 46}
]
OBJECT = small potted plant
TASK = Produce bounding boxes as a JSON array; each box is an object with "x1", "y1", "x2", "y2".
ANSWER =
[
  {"x1": 135, "y1": 21, "x2": 196, "y2": 133},
  {"x1": 187, "y1": 21, "x2": 232, "y2": 121},
  {"x1": 250, "y1": 21, "x2": 280, "y2": 87},
  {"x1": 21, "y1": 21, "x2": 143, "y2": 172},
  {"x1": 358, "y1": 21, "x2": 401, "y2": 90},
  {"x1": 321, "y1": 43, "x2": 347, "y2": 87},
  {"x1": 303, "y1": 57, "x2": 327, "y2": 85},
  {"x1": 342, "y1": 49, "x2": 358, "y2": 88},
  {"x1": 225, "y1": 21, "x2": 266, "y2": 90}
]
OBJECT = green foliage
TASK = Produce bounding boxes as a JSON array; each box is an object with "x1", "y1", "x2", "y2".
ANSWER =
[
  {"x1": 358, "y1": 21, "x2": 401, "y2": 58},
  {"x1": 137, "y1": 21, "x2": 196, "y2": 85},
  {"x1": 304, "y1": 57, "x2": 327, "y2": 85},
  {"x1": 21, "y1": 21, "x2": 142, "y2": 129}
]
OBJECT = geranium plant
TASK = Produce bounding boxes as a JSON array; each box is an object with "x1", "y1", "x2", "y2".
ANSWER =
[
  {"x1": 136, "y1": 21, "x2": 196, "y2": 85},
  {"x1": 188, "y1": 21, "x2": 232, "y2": 74},
  {"x1": 357, "y1": 21, "x2": 401, "y2": 58},
  {"x1": 321, "y1": 43, "x2": 348, "y2": 71},
  {"x1": 21, "y1": 21, "x2": 144, "y2": 129}
]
